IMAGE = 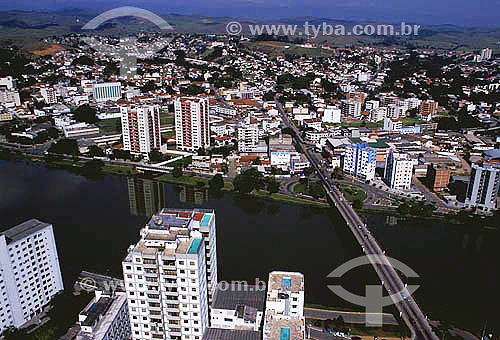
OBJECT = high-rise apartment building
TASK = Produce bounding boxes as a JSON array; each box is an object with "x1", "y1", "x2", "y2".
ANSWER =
[
  {"x1": 343, "y1": 143, "x2": 377, "y2": 181},
  {"x1": 480, "y1": 48, "x2": 493, "y2": 61},
  {"x1": 40, "y1": 87, "x2": 57, "y2": 104},
  {"x1": 340, "y1": 100, "x2": 361, "y2": 118},
  {"x1": 384, "y1": 151, "x2": 414, "y2": 191},
  {"x1": 465, "y1": 162, "x2": 500, "y2": 212},
  {"x1": 121, "y1": 104, "x2": 161, "y2": 156},
  {"x1": 426, "y1": 164, "x2": 451, "y2": 192},
  {"x1": 174, "y1": 97, "x2": 210, "y2": 152},
  {"x1": 419, "y1": 100, "x2": 438, "y2": 121},
  {"x1": 263, "y1": 271, "x2": 305, "y2": 340},
  {"x1": 93, "y1": 82, "x2": 122, "y2": 102},
  {"x1": 0, "y1": 219, "x2": 64, "y2": 333},
  {"x1": 122, "y1": 209, "x2": 218, "y2": 340},
  {"x1": 237, "y1": 125, "x2": 260, "y2": 153}
]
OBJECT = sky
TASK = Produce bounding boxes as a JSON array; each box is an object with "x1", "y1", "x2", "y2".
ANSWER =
[{"x1": 0, "y1": 0, "x2": 498, "y2": 27}]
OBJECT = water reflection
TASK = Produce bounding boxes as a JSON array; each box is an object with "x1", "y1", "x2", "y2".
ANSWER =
[
  {"x1": 179, "y1": 185, "x2": 209, "y2": 205},
  {"x1": 127, "y1": 178, "x2": 166, "y2": 217}
]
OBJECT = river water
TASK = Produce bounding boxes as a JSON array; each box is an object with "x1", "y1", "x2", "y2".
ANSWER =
[{"x1": 0, "y1": 159, "x2": 497, "y2": 335}]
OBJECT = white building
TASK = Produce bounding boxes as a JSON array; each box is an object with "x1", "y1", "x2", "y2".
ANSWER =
[
  {"x1": 341, "y1": 100, "x2": 361, "y2": 118},
  {"x1": 121, "y1": 105, "x2": 161, "y2": 156},
  {"x1": 343, "y1": 143, "x2": 377, "y2": 181},
  {"x1": 93, "y1": 82, "x2": 122, "y2": 102},
  {"x1": 290, "y1": 154, "x2": 310, "y2": 174},
  {"x1": 263, "y1": 271, "x2": 305, "y2": 340},
  {"x1": 370, "y1": 107, "x2": 387, "y2": 122},
  {"x1": 122, "y1": 209, "x2": 218, "y2": 340},
  {"x1": 0, "y1": 76, "x2": 16, "y2": 90},
  {"x1": 63, "y1": 122, "x2": 100, "y2": 138},
  {"x1": 76, "y1": 290, "x2": 131, "y2": 340},
  {"x1": 383, "y1": 117, "x2": 402, "y2": 132},
  {"x1": 322, "y1": 106, "x2": 341, "y2": 124},
  {"x1": 41, "y1": 87, "x2": 57, "y2": 104},
  {"x1": 210, "y1": 285, "x2": 266, "y2": 332},
  {"x1": 480, "y1": 48, "x2": 493, "y2": 61},
  {"x1": 238, "y1": 125, "x2": 260, "y2": 152},
  {"x1": 175, "y1": 97, "x2": 210, "y2": 152},
  {"x1": 365, "y1": 100, "x2": 380, "y2": 111},
  {"x1": 465, "y1": 162, "x2": 500, "y2": 212},
  {"x1": 384, "y1": 151, "x2": 414, "y2": 191},
  {"x1": 0, "y1": 87, "x2": 21, "y2": 107},
  {"x1": 0, "y1": 219, "x2": 64, "y2": 333}
]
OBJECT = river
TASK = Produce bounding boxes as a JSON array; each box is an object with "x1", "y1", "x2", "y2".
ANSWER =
[{"x1": 0, "y1": 159, "x2": 498, "y2": 335}]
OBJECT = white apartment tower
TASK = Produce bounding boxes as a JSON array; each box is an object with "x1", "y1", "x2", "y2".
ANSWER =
[
  {"x1": 0, "y1": 219, "x2": 64, "y2": 333},
  {"x1": 340, "y1": 100, "x2": 361, "y2": 118},
  {"x1": 237, "y1": 125, "x2": 259, "y2": 152},
  {"x1": 263, "y1": 271, "x2": 305, "y2": 340},
  {"x1": 121, "y1": 105, "x2": 161, "y2": 156},
  {"x1": 40, "y1": 87, "x2": 57, "y2": 104},
  {"x1": 465, "y1": 162, "x2": 500, "y2": 212},
  {"x1": 384, "y1": 151, "x2": 414, "y2": 191},
  {"x1": 93, "y1": 82, "x2": 122, "y2": 102},
  {"x1": 343, "y1": 143, "x2": 377, "y2": 181},
  {"x1": 175, "y1": 97, "x2": 210, "y2": 152},
  {"x1": 122, "y1": 209, "x2": 218, "y2": 340}
]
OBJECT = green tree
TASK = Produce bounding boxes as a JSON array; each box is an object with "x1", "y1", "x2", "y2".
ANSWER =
[
  {"x1": 233, "y1": 168, "x2": 265, "y2": 194},
  {"x1": 309, "y1": 182, "x2": 325, "y2": 199},
  {"x1": 48, "y1": 139, "x2": 79, "y2": 155},
  {"x1": 332, "y1": 166, "x2": 344, "y2": 180},
  {"x1": 303, "y1": 167, "x2": 314, "y2": 177},
  {"x1": 397, "y1": 202, "x2": 411, "y2": 215},
  {"x1": 209, "y1": 174, "x2": 224, "y2": 191},
  {"x1": 73, "y1": 104, "x2": 98, "y2": 124},
  {"x1": 267, "y1": 177, "x2": 281, "y2": 193},
  {"x1": 81, "y1": 159, "x2": 105, "y2": 175},
  {"x1": 88, "y1": 145, "x2": 105, "y2": 157},
  {"x1": 149, "y1": 150, "x2": 163, "y2": 163},
  {"x1": 172, "y1": 166, "x2": 183, "y2": 178}
]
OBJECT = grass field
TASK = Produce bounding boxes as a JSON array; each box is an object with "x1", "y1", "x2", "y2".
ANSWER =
[{"x1": 340, "y1": 184, "x2": 368, "y2": 202}]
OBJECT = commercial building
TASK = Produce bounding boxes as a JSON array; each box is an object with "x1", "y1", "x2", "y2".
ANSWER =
[
  {"x1": 425, "y1": 164, "x2": 451, "y2": 192},
  {"x1": 0, "y1": 110, "x2": 13, "y2": 122},
  {"x1": 175, "y1": 97, "x2": 211, "y2": 152},
  {"x1": 465, "y1": 162, "x2": 500, "y2": 212},
  {"x1": 76, "y1": 290, "x2": 131, "y2": 340},
  {"x1": 0, "y1": 86, "x2": 21, "y2": 107},
  {"x1": 263, "y1": 271, "x2": 305, "y2": 340},
  {"x1": 384, "y1": 151, "x2": 414, "y2": 191},
  {"x1": 343, "y1": 143, "x2": 377, "y2": 181},
  {"x1": 93, "y1": 82, "x2": 122, "y2": 102},
  {"x1": 0, "y1": 219, "x2": 64, "y2": 333},
  {"x1": 63, "y1": 122, "x2": 100, "y2": 138},
  {"x1": 121, "y1": 105, "x2": 161, "y2": 156},
  {"x1": 122, "y1": 209, "x2": 218, "y2": 340}
]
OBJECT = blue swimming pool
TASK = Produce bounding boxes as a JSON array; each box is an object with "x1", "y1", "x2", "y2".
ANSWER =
[
  {"x1": 188, "y1": 238, "x2": 202, "y2": 254},
  {"x1": 280, "y1": 327, "x2": 290, "y2": 340},
  {"x1": 201, "y1": 214, "x2": 211, "y2": 227}
]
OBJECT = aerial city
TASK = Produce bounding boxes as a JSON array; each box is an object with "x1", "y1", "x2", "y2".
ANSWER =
[{"x1": 0, "y1": 1, "x2": 498, "y2": 340}]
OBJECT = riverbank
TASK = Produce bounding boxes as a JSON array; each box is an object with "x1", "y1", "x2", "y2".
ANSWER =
[{"x1": 0, "y1": 148, "x2": 329, "y2": 209}]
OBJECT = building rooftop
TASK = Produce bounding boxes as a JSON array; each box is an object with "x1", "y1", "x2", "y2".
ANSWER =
[
  {"x1": 212, "y1": 286, "x2": 266, "y2": 311},
  {"x1": 268, "y1": 272, "x2": 304, "y2": 292},
  {"x1": 1, "y1": 219, "x2": 51, "y2": 244},
  {"x1": 202, "y1": 328, "x2": 261, "y2": 340}
]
